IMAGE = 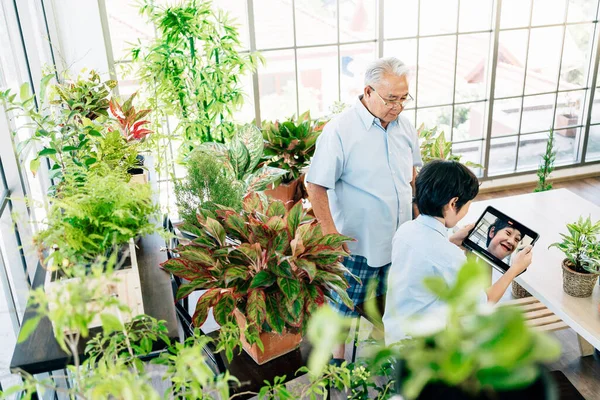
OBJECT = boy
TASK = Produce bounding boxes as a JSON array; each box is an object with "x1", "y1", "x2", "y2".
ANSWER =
[
  {"x1": 382, "y1": 160, "x2": 533, "y2": 344},
  {"x1": 487, "y1": 218, "x2": 523, "y2": 262}
]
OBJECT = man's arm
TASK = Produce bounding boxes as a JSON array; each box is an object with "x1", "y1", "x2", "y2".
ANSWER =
[
  {"x1": 306, "y1": 182, "x2": 349, "y2": 253},
  {"x1": 412, "y1": 166, "x2": 419, "y2": 219}
]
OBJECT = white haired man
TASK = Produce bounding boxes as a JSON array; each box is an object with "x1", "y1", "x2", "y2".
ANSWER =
[{"x1": 306, "y1": 57, "x2": 423, "y2": 359}]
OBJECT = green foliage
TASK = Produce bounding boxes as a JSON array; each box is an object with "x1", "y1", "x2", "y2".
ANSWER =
[
  {"x1": 261, "y1": 111, "x2": 328, "y2": 183},
  {"x1": 0, "y1": 71, "x2": 141, "y2": 190},
  {"x1": 549, "y1": 215, "x2": 600, "y2": 274},
  {"x1": 35, "y1": 167, "x2": 158, "y2": 267},
  {"x1": 534, "y1": 130, "x2": 556, "y2": 193},
  {"x1": 132, "y1": 0, "x2": 263, "y2": 152},
  {"x1": 162, "y1": 193, "x2": 356, "y2": 349},
  {"x1": 417, "y1": 124, "x2": 483, "y2": 170},
  {"x1": 175, "y1": 150, "x2": 244, "y2": 226}
]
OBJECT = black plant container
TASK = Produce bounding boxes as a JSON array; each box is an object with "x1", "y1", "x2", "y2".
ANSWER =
[{"x1": 128, "y1": 154, "x2": 145, "y2": 175}]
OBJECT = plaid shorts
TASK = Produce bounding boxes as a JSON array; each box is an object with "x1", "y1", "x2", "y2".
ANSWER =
[{"x1": 329, "y1": 255, "x2": 391, "y2": 317}]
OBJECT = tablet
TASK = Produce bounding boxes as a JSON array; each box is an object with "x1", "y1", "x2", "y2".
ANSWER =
[{"x1": 462, "y1": 206, "x2": 539, "y2": 274}]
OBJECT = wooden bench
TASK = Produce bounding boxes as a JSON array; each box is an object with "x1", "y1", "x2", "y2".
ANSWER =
[{"x1": 502, "y1": 297, "x2": 596, "y2": 356}]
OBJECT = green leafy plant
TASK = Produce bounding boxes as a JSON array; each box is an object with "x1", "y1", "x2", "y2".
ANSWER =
[
  {"x1": 175, "y1": 149, "x2": 245, "y2": 226},
  {"x1": 132, "y1": 0, "x2": 263, "y2": 151},
  {"x1": 549, "y1": 216, "x2": 600, "y2": 274},
  {"x1": 162, "y1": 193, "x2": 356, "y2": 349},
  {"x1": 198, "y1": 124, "x2": 287, "y2": 194},
  {"x1": 534, "y1": 130, "x2": 556, "y2": 193},
  {"x1": 417, "y1": 124, "x2": 483, "y2": 169},
  {"x1": 261, "y1": 111, "x2": 327, "y2": 184},
  {"x1": 35, "y1": 167, "x2": 158, "y2": 267}
]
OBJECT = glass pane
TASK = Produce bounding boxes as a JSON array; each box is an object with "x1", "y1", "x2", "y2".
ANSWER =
[
  {"x1": 416, "y1": 106, "x2": 453, "y2": 140},
  {"x1": 340, "y1": 43, "x2": 377, "y2": 104},
  {"x1": 489, "y1": 136, "x2": 517, "y2": 175},
  {"x1": 453, "y1": 102, "x2": 486, "y2": 141},
  {"x1": 586, "y1": 124, "x2": 600, "y2": 160},
  {"x1": 521, "y1": 93, "x2": 556, "y2": 133},
  {"x1": 494, "y1": 30, "x2": 528, "y2": 99},
  {"x1": 116, "y1": 63, "x2": 141, "y2": 97},
  {"x1": 554, "y1": 90, "x2": 584, "y2": 130},
  {"x1": 402, "y1": 109, "x2": 416, "y2": 127},
  {"x1": 459, "y1": 0, "x2": 493, "y2": 33},
  {"x1": 383, "y1": 39, "x2": 417, "y2": 93},
  {"x1": 218, "y1": 0, "x2": 250, "y2": 50},
  {"x1": 417, "y1": 36, "x2": 456, "y2": 107},
  {"x1": 455, "y1": 33, "x2": 491, "y2": 102},
  {"x1": 384, "y1": 0, "x2": 418, "y2": 39},
  {"x1": 554, "y1": 128, "x2": 578, "y2": 164},
  {"x1": 258, "y1": 50, "x2": 297, "y2": 121},
  {"x1": 591, "y1": 89, "x2": 600, "y2": 123},
  {"x1": 234, "y1": 73, "x2": 255, "y2": 123},
  {"x1": 567, "y1": 0, "x2": 599, "y2": 22},
  {"x1": 517, "y1": 132, "x2": 552, "y2": 171},
  {"x1": 531, "y1": 0, "x2": 567, "y2": 26},
  {"x1": 492, "y1": 97, "x2": 521, "y2": 137},
  {"x1": 105, "y1": 0, "x2": 155, "y2": 61},
  {"x1": 254, "y1": 0, "x2": 294, "y2": 49},
  {"x1": 501, "y1": 0, "x2": 532, "y2": 29},
  {"x1": 525, "y1": 27, "x2": 563, "y2": 95},
  {"x1": 339, "y1": 0, "x2": 377, "y2": 43},
  {"x1": 419, "y1": 0, "x2": 459, "y2": 36},
  {"x1": 297, "y1": 46, "x2": 339, "y2": 118},
  {"x1": 295, "y1": 1, "x2": 337, "y2": 46},
  {"x1": 559, "y1": 24, "x2": 594, "y2": 90},
  {"x1": 453, "y1": 140, "x2": 484, "y2": 177}
]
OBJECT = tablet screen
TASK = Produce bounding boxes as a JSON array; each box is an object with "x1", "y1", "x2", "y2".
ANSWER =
[{"x1": 463, "y1": 206, "x2": 539, "y2": 272}]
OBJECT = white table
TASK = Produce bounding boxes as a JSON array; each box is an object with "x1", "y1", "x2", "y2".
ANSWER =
[{"x1": 465, "y1": 189, "x2": 600, "y2": 352}]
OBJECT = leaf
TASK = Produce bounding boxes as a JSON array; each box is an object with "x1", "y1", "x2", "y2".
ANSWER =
[
  {"x1": 38, "y1": 148, "x2": 57, "y2": 156},
  {"x1": 296, "y1": 259, "x2": 317, "y2": 281},
  {"x1": 224, "y1": 266, "x2": 249, "y2": 285},
  {"x1": 250, "y1": 270, "x2": 277, "y2": 288},
  {"x1": 161, "y1": 258, "x2": 207, "y2": 281},
  {"x1": 17, "y1": 316, "x2": 41, "y2": 343},
  {"x1": 246, "y1": 165, "x2": 287, "y2": 192},
  {"x1": 247, "y1": 289, "x2": 267, "y2": 325},
  {"x1": 39, "y1": 74, "x2": 54, "y2": 104},
  {"x1": 327, "y1": 283, "x2": 354, "y2": 310},
  {"x1": 236, "y1": 124, "x2": 264, "y2": 173},
  {"x1": 213, "y1": 292, "x2": 235, "y2": 325},
  {"x1": 229, "y1": 136, "x2": 250, "y2": 179},
  {"x1": 265, "y1": 294, "x2": 285, "y2": 333},
  {"x1": 271, "y1": 259, "x2": 293, "y2": 277},
  {"x1": 192, "y1": 289, "x2": 220, "y2": 327},
  {"x1": 100, "y1": 313, "x2": 124, "y2": 334},
  {"x1": 29, "y1": 158, "x2": 41, "y2": 177},
  {"x1": 317, "y1": 233, "x2": 355, "y2": 248},
  {"x1": 19, "y1": 82, "x2": 30, "y2": 101},
  {"x1": 277, "y1": 276, "x2": 300, "y2": 301},
  {"x1": 286, "y1": 202, "x2": 303, "y2": 236},
  {"x1": 176, "y1": 279, "x2": 208, "y2": 300},
  {"x1": 204, "y1": 217, "x2": 226, "y2": 246},
  {"x1": 267, "y1": 201, "x2": 287, "y2": 217}
]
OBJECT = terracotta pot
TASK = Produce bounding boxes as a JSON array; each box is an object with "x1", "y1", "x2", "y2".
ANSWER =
[
  {"x1": 263, "y1": 175, "x2": 306, "y2": 210},
  {"x1": 555, "y1": 114, "x2": 578, "y2": 137},
  {"x1": 562, "y1": 259, "x2": 598, "y2": 298},
  {"x1": 511, "y1": 280, "x2": 532, "y2": 298},
  {"x1": 234, "y1": 309, "x2": 302, "y2": 365}
]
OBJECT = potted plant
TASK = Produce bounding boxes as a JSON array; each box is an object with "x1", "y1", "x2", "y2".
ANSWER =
[
  {"x1": 555, "y1": 93, "x2": 579, "y2": 137},
  {"x1": 176, "y1": 124, "x2": 286, "y2": 231},
  {"x1": 549, "y1": 216, "x2": 600, "y2": 297},
  {"x1": 161, "y1": 193, "x2": 357, "y2": 364},
  {"x1": 261, "y1": 111, "x2": 327, "y2": 209},
  {"x1": 392, "y1": 259, "x2": 561, "y2": 400},
  {"x1": 417, "y1": 124, "x2": 483, "y2": 169}
]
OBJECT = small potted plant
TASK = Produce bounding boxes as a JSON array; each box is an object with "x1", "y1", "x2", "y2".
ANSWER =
[
  {"x1": 261, "y1": 111, "x2": 327, "y2": 209},
  {"x1": 549, "y1": 216, "x2": 600, "y2": 298},
  {"x1": 162, "y1": 193, "x2": 356, "y2": 364},
  {"x1": 392, "y1": 259, "x2": 561, "y2": 400}
]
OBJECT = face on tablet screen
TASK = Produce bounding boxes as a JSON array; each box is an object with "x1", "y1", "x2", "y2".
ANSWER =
[{"x1": 468, "y1": 212, "x2": 535, "y2": 265}]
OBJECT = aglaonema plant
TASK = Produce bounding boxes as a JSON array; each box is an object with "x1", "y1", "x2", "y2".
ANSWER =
[{"x1": 161, "y1": 193, "x2": 358, "y2": 348}]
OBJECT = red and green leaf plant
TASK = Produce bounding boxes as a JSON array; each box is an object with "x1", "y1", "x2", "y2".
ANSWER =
[
  {"x1": 161, "y1": 193, "x2": 358, "y2": 348},
  {"x1": 109, "y1": 92, "x2": 153, "y2": 142},
  {"x1": 261, "y1": 111, "x2": 327, "y2": 184}
]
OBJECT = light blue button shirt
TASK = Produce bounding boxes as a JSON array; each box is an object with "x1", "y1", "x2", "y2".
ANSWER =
[
  {"x1": 306, "y1": 97, "x2": 423, "y2": 267},
  {"x1": 383, "y1": 215, "x2": 487, "y2": 344}
]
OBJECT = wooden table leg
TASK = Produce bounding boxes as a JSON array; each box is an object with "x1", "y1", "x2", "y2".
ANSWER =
[{"x1": 577, "y1": 334, "x2": 595, "y2": 357}]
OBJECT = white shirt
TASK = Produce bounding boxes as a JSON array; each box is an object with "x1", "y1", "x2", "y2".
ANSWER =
[
  {"x1": 383, "y1": 215, "x2": 487, "y2": 344},
  {"x1": 306, "y1": 97, "x2": 423, "y2": 267}
]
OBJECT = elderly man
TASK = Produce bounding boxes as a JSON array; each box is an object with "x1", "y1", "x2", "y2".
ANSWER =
[{"x1": 306, "y1": 57, "x2": 423, "y2": 359}]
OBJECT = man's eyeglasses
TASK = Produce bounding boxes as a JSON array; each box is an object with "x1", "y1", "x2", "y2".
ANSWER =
[{"x1": 369, "y1": 86, "x2": 413, "y2": 109}]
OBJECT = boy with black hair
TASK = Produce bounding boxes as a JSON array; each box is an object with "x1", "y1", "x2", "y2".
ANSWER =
[{"x1": 382, "y1": 160, "x2": 533, "y2": 344}]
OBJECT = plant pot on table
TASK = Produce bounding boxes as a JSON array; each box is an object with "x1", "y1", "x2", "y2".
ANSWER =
[
  {"x1": 512, "y1": 280, "x2": 532, "y2": 298},
  {"x1": 562, "y1": 259, "x2": 599, "y2": 298},
  {"x1": 234, "y1": 309, "x2": 302, "y2": 365}
]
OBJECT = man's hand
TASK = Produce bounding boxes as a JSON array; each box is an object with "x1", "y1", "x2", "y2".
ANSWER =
[
  {"x1": 508, "y1": 245, "x2": 533, "y2": 277},
  {"x1": 449, "y1": 223, "x2": 475, "y2": 249},
  {"x1": 307, "y1": 182, "x2": 350, "y2": 255}
]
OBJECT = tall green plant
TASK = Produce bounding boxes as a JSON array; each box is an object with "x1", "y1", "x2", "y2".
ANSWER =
[
  {"x1": 534, "y1": 130, "x2": 556, "y2": 192},
  {"x1": 418, "y1": 124, "x2": 483, "y2": 169},
  {"x1": 132, "y1": 0, "x2": 263, "y2": 152}
]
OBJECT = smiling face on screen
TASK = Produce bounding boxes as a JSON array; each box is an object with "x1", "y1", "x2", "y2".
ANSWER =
[{"x1": 487, "y1": 226, "x2": 522, "y2": 260}]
